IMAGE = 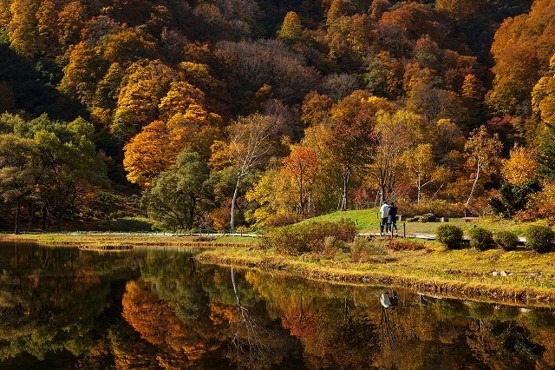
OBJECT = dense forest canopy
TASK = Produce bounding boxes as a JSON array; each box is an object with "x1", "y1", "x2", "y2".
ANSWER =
[{"x1": 0, "y1": 0, "x2": 553, "y2": 232}]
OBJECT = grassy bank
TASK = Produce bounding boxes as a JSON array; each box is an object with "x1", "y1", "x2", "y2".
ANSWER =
[
  {"x1": 301, "y1": 208, "x2": 550, "y2": 235},
  {"x1": 197, "y1": 238, "x2": 555, "y2": 306},
  {"x1": 0, "y1": 232, "x2": 257, "y2": 249},
  {"x1": 2, "y1": 231, "x2": 555, "y2": 306}
]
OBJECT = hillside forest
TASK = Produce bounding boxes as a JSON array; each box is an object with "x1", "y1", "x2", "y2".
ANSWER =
[{"x1": 0, "y1": 0, "x2": 554, "y2": 232}]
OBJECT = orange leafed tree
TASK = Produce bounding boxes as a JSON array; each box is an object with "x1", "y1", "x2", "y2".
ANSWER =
[
  {"x1": 282, "y1": 145, "x2": 319, "y2": 216},
  {"x1": 487, "y1": 0, "x2": 555, "y2": 115},
  {"x1": 123, "y1": 120, "x2": 177, "y2": 188}
]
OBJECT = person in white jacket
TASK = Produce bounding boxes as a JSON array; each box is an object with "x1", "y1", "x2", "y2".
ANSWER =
[{"x1": 379, "y1": 202, "x2": 390, "y2": 235}]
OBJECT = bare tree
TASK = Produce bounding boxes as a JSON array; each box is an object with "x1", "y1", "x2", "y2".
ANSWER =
[
  {"x1": 464, "y1": 125, "x2": 502, "y2": 208},
  {"x1": 227, "y1": 114, "x2": 274, "y2": 232}
]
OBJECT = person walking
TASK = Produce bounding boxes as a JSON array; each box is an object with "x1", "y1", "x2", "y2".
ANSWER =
[
  {"x1": 379, "y1": 201, "x2": 390, "y2": 236},
  {"x1": 388, "y1": 202, "x2": 398, "y2": 235}
]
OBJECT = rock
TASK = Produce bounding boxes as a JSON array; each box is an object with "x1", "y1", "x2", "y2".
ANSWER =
[
  {"x1": 440, "y1": 217, "x2": 449, "y2": 222},
  {"x1": 500, "y1": 271, "x2": 508, "y2": 276},
  {"x1": 492, "y1": 271, "x2": 499, "y2": 276},
  {"x1": 421, "y1": 213, "x2": 437, "y2": 222}
]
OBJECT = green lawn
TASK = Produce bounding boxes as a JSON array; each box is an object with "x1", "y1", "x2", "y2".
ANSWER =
[{"x1": 298, "y1": 208, "x2": 551, "y2": 236}]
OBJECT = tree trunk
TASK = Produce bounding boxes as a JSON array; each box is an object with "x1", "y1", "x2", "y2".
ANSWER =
[
  {"x1": 56, "y1": 212, "x2": 63, "y2": 231},
  {"x1": 188, "y1": 195, "x2": 196, "y2": 231},
  {"x1": 307, "y1": 191, "x2": 312, "y2": 217},
  {"x1": 41, "y1": 204, "x2": 47, "y2": 231},
  {"x1": 14, "y1": 200, "x2": 20, "y2": 235},
  {"x1": 417, "y1": 174, "x2": 421, "y2": 204},
  {"x1": 339, "y1": 168, "x2": 350, "y2": 211},
  {"x1": 28, "y1": 202, "x2": 35, "y2": 231},
  {"x1": 230, "y1": 175, "x2": 241, "y2": 233},
  {"x1": 466, "y1": 161, "x2": 481, "y2": 207},
  {"x1": 298, "y1": 177, "x2": 304, "y2": 216}
]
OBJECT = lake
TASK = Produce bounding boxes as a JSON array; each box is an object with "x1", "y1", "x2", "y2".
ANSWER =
[{"x1": 0, "y1": 242, "x2": 553, "y2": 369}]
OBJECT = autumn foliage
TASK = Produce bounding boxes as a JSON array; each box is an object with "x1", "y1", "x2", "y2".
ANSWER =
[{"x1": 0, "y1": 0, "x2": 553, "y2": 230}]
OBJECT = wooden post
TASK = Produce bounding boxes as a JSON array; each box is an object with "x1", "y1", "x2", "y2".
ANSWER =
[{"x1": 403, "y1": 222, "x2": 406, "y2": 238}]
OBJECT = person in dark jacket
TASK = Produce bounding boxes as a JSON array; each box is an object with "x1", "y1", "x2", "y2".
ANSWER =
[{"x1": 388, "y1": 202, "x2": 398, "y2": 234}]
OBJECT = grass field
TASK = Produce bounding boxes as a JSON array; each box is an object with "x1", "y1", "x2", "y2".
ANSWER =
[{"x1": 298, "y1": 208, "x2": 551, "y2": 236}]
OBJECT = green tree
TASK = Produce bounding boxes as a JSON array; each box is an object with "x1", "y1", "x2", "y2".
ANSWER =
[
  {"x1": 537, "y1": 123, "x2": 555, "y2": 181},
  {"x1": 370, "y1": 109, "x2": 421, "y2": 201},
  {"x1": 327, "y1": 92, "x2": 396, "y2": 210},
  {"x1": 0, "y1": 134, "x2": 40, "y2": 233},
  {"x1": 143, "y1": 150, "x2": 211, "y2": 231},
  {"x1": 30, "y1": 116, "x2": 107, "y2": 230}
]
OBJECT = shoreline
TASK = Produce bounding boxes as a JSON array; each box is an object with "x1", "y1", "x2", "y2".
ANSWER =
[
  {"x1": 2, "y1": 232, "x2": 555, "y2": 307},
  {"x1": 196, "y1": 249, "x2": 555, "y2": 308}
]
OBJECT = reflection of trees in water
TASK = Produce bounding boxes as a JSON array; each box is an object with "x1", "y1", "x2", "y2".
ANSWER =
[
  {"x1": 467, "y1": 319, "x2": 547, "y2": 369},
  {"x1": 242, "y1": 271, "x2": 380, "y2": 369},
  {"x1": 282, "y1": 296, "x2": 318, "y2": 339},
  {"x1": 122, "y1": 279, "x2": 222, "y2": 369},
  {"x1": 227, "y1": 267, "x2": 294, "y2": 370},
  {"x1": 0, "y1": 245, "x2": 137, "y2": 364},
  {"x1": 4, "y1": 246, "x2": 555, "y2": 369}
]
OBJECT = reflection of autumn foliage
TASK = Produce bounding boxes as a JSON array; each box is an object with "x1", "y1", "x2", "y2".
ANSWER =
[
  {"x1": 108, "y1": 324, "x2": 159, "y2": 369},
  {"x1": 121, "y1": 280, "x2": 209, "y2": 368},
  {"x1": 281, "y1": 297, "x2": 318, "y2": 339},
  {"x1": 226, "y1": 267, "x2": 294, "y2": 370},
  {"x1": 467, "y1": 320, "x2": 546, "y2": 369}
]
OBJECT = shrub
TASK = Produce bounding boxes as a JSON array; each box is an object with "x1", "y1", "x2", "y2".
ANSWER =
[
  {"x1": 350, "y1": 237, "x2": 387, "y2": 263},
  {"x1": 265, "y1": 212, "x2": 302, "y2": 227},
  {"x1": 489, "y1": 179, "x2": 541, "y2": 218},
  {"x1": 494, "y1": 231, "x2": 520, "y2": 251},
  {"x1": 265, "y1": 219, "x2": 357, "y2": 255},
  {"x1": 436, "y1": 224, "x2": 464, "y2": 249},
  {"x1": 387, "y1": 239, "x2": 426, "y2": 251},
  {"x1": 525, "y1": 226, "x2": 555, "y2": 253},
  {"x1": 468, "y1": 227, "x2": 495, "y2": 251},
  {"x1": 323, "y1": 236, "x2": 348, "y2": 258}
]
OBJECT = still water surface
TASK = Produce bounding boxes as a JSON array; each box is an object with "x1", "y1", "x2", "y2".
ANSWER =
[{"x1": 0, "y1": 242, "x2": 554, "y2": 369}]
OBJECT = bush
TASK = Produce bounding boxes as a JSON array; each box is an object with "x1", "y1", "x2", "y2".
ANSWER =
[
  {"x1": 436, "y1": 224, "x2": 464, "y2": 249},
  {"x1": 494, "y1": 231, "x2": 520, "y2": 251},
  {"x1": 351, "y1": 237, "x2": 387, "y2": 263},
  {"x1": 489, "y1": 179, "x2": 541, "y2": 218},
  {"x1": 468, "y1": 227, "x2": 495, "y2": 251},
  {"x1": 265, "y1": 212, "x2": 302, "y2": 227},
  {"x1": 265, "y1": 219, "x2": 357, "y2": 255},
  {"x1": 525, "y1": 226, "x2": 555, "y2": 253},
  {"x1": 386, "y1": 239, "x2": 426, "y2": 251}
]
